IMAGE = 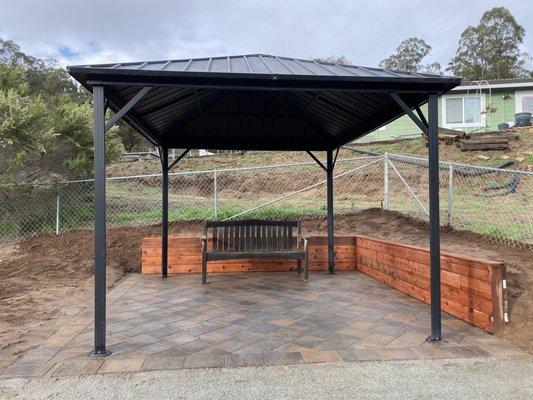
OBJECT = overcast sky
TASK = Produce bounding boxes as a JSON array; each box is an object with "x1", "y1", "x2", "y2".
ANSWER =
[{"x1": 0, "y1": 0, "x2": 531, "y2": 70}]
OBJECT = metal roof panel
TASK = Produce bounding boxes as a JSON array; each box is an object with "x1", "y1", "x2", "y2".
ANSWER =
[{"x1": 70, "y1": 53, "x2": 457, "y2": 79}]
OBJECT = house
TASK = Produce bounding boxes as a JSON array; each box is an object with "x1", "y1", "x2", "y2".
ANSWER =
[{"x1": 357, "y1": 78, "x2": 533, "y2": 142}]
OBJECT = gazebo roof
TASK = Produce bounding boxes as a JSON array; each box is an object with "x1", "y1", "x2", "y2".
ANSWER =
[{"x1": 68, "y1": 54, "x2": 460, "y2": 150}]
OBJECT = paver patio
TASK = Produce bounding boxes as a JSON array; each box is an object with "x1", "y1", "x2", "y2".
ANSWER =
[{"x1": 1, "y1": 271, "x2": 524, "y2": 378}]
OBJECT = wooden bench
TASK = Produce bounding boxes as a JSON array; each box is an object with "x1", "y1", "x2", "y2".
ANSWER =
[{"x1": 201, "y1": 220, "x2": 309, "y2": 283}]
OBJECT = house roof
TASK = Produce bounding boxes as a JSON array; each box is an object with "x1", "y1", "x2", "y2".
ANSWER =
[
  {"x1": 452, "y1": 77, "x2": 533, "y2": 92},
  {"x1": 68, "y1": 54, "x2": 460, "y2": 150}
]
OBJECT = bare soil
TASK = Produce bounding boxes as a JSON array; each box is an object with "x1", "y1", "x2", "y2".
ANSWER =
[{"x1": 0, "y1": 209, "x2": 531, "y2": 372}]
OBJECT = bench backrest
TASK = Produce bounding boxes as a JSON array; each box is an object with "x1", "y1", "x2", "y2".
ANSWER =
[{"x1": 204, "y1": 220, "x2": 301, "y2": 252}]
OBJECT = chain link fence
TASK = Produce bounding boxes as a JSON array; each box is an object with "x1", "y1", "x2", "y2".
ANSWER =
[
  {"x1": 385, "y1": 153, "x2": 532, "y2": 248},
  {"x1": 1, "y1": 153, "x2": 531, "y2": 249}
]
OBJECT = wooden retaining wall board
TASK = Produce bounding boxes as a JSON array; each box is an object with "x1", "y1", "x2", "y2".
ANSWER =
[
  {"x1": 141, "y1": 236, "x2": 356, "y2": 275},
  {"x1": 354, "y1": 235, "x2": 506, "y2": 334}
]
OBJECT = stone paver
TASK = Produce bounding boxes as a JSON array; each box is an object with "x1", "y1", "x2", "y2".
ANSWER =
[
  {"x1": 141, "y1": 356, "x2": 185, "y2": 371},
  {"x1": 53, "y1": 358, "x2": 104, "y2": 376},
  {"x1": 301, "y1": 350, "x2": 342, "y2": 363},
  {"x1": 1, "y1": 271, "x2": 525, "y2": 377},
  {"x1": 99, "y1": 357, "x2": 145, "y2": 374}
]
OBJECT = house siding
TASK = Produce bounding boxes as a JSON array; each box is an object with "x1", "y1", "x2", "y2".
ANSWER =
[{"x1": 358, "y1": 85, "x2": 530, "y2": 143}]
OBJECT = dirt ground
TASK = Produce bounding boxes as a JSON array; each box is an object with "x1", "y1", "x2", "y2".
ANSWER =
[{"x1": 0, "y1": 209, "x2": 531, "y2": 372}]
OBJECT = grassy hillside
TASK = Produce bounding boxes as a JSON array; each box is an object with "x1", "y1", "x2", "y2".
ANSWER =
[
  {"x1": 359, "y1": 129, "x2": 533, "y2": 167},
  {"x1": 107, "y1": 130, "x2": 533, "y2": 177}
]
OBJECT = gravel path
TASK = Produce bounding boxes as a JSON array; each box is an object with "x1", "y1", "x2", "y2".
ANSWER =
[{"x1": 0, "y1": 357, "x2": 531, "y2": 400}]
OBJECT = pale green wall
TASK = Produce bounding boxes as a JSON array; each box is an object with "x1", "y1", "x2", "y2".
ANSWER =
[{"x1": 358, "y1": 88, "x2": 519, "y2": 142}]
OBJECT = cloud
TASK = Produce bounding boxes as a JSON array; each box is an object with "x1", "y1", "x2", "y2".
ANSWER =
[{"x1": 0, "y1": 0, "x2": 531, "y2": 69}]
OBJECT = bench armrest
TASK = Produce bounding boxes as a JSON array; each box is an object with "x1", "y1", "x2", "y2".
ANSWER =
[
  {"x1": 298, "y1": 234, "x2": 309, "y2": 242},
  {"x1": 200, "y1": 235, "x2": 207, "y2": 242},
  {"x1": 298, "y1": 235, "x2": 309, "y2": 252}
]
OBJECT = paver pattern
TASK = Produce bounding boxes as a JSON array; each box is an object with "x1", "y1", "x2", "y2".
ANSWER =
[{"x1": 1, "y1": 271, "x2": 524, "y2": 377}]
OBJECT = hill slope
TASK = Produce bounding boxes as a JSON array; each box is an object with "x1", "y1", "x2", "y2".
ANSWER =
[{"x1": 107, "y1": 130, "x2": 533, "y2": 177}]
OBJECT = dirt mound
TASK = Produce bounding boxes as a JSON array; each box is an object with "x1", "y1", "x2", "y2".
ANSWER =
[{"x1": 0, "y1": 209, "x2": 531, "y2": 371}]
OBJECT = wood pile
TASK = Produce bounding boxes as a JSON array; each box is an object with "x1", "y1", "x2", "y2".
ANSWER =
[
  {"x1": 459, "y1": 136, "x2": 510, "y2": 151},
  {"x1": 438, "y1": 127, "x2": 466, "y2": 141},
  {"x1": 457, "y1": 130, "x2": 523, "y2": 151}
]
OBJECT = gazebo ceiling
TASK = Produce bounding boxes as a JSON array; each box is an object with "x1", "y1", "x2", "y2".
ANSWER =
[{"x1": 68, "y1": 54, "x2": 460, "y2": 150}]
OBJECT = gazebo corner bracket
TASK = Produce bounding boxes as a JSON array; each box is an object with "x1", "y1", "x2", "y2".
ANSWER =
[
  {"x1": 306, "y1": 151, "x2": 327, "y2": 171},
  {"x1": 104, "y1": 86, "x2": 151, "y2": 133},
  {"x1": 168, "y1": 149, "x2": 190, "y2": 172},
  {"x1": 389, "y1": 92, "x2": 429, "y2": 136}
]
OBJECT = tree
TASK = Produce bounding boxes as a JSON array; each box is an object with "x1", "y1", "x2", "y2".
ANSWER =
[
  {"x1": 50, "y1": 96, "x2": 123, "y2": 178},
  {"x1": 0, "y1": 38, "x2": 40, "y2": 67},
  {"x1": 0, "y1": 87, "x2": 49, "y2": 151},
  {"x1": 0, "y1": 39, "x2": 123, "y2": 181},
  {"x1": 379, "y1": 37, "x2": 441, "y2": 74},
  {"x1": 116, "y1": 122, "x2": 152, "y2": 152},
  {"x1": 448, "y1": 7, "x2": 529, "y2": 80}
]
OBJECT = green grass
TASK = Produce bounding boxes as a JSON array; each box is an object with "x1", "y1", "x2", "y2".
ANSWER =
[{"x1": 0, "y1": 218, "x2": 16, "y2": 236}]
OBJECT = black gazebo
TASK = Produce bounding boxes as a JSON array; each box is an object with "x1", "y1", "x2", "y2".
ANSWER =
[{"x1": 68, "y1": 54, "x2": 460, "y2": 355}]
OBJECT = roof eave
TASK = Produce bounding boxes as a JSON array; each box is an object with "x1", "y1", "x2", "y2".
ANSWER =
[
  {"x1": 68, "y1": 65, "x2": 458, "y2": 83},
  {"x1": 68, "y1": 68, "x2": 460, "y2": 95}
]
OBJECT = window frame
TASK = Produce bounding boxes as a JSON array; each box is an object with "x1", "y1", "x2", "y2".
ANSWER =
[
  {"x1": 442, "y1": 93, "x2": 486, "y2": 129},
  {"x1": 515, "y1": 90, "x2": 533, "y2": 114}
]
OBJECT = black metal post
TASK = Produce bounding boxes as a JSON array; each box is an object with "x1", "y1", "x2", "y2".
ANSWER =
[
  {"x1": 92, "y1": 85, "x2": 108, "y2": 355},
  {"x1": 428, "y1": 93, "x2": 442, "y2": 341},
  {"x1": 326, "y1": 149, "x2": 335, "y2": 274},
  {"x1": 161, "y1": 147, "x2": 169, "y2": 278}
]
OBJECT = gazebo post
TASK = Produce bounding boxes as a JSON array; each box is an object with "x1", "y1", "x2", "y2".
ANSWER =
[
  {"x1": 427, "y1": 93, "x2": 442, "y2": 341},
  {"x1": 159, "y1": 148, "x2": 189, "y2": 279},
  {"x1": 92, "y1": 85, "x2": 108, "y2": 355},
  {"x1": 326, "y1": 149, "x2": 335, "y2": 274},
  {"x1": 161, "y1": 147, "x2": 169, "y2": 279}
]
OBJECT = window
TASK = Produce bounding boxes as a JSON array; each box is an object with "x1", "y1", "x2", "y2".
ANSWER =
[
  {"x1": 445, "y1": 98, "x2": 462, "y2": 124},
  {"x1": 515, "y1": 91, "x2": 533, "y2": 114},
  {"x1": 465, "y1": 96, "x2": 481, "y2": 123},
  {"x1": 443, "y1": 94, "x2": 485, "y2": 127}
]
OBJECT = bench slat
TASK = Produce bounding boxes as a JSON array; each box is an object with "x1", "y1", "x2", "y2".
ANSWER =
[
  {"x1": 224, "y1": 226, "x2": 229, "y2": 251},
  {"x1": 235, "y1": 225, "x2": 240, "y2": 251},
  {"x1": 261, "y1": 226, "x2": 267, "y2": 250}
]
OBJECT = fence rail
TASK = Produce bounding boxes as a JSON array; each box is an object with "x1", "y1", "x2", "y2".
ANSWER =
[{"x1": 1, "y1": 152, "x2": 531, "y2": 249}]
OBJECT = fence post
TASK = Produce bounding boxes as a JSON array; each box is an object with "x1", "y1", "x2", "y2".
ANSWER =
[
  {"x1": 55, "y1": 195, "x2": 60, "y2": 235},
  {"x1": 213, "y1": 171, "x2": 218, "y2": 219},
  {"x1": 383, "y1": 153, "x2": 389, "y2": 209},
  {"x1": 447, "y1": 164, "x2": 454, "y2": 225}
]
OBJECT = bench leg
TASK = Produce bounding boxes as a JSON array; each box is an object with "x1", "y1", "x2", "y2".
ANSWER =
[
  {"x1": 202, "y1": 257, "x2": 207, "y2": 284},
  {"x1": 297, "y1": 259, "x2": 302, "y2": 276},
  {"x1": 304, "y1": 254, "x2": 309, "y2": 281}
]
